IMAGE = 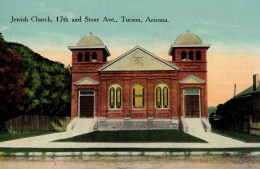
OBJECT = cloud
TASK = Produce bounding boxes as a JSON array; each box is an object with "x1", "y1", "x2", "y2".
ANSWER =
[
  {"x1": 198, "y1": 20, "x2": 239, "y2": 28},
  {"x1": 0, "y1": 25, "x2": 9, "y2": 31},
  {"x1": 38, "y1": 2, "x2": 74, "y2": 18}
]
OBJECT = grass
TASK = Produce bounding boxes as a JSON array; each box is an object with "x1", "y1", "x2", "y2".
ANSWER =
[
  {"x1": 56, "y1": 130, "x2": 207, "y2": 143},
  {"x1": 0, "y1": 131, "x2": 57, "y2": 142},
  {"x1": 212, "y1": 129, "x2": 260, "y2": 143}
]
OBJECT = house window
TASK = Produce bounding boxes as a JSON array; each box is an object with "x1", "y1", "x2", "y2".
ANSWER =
[
  {"x1": 109, "y1": 84, "x2": 121, "y2": 109},
  {"x1": 133, "y1": 84, "x2": 145, "y2": 108},
  {"x1": 155, "y1": 84, "x2": 169, "y2": 108},
  {"x1": 189, "y1": 51, "x2": 194, "y2": 61},
  {"x1": 181, "y1": 51, "x2": 186, "y2": 61},
  {"x1": 196, "y1": 51, "x2": 201, "y2": 60},
  {"x1": 77, "y1": 53, "x2": 83, "y2": 62},
  {"x1": 85, "y1": 52, "x2": 90, "y2": 62},
  {"x1": 92, "y1": 52, "x2": 97, "y2": 62}
]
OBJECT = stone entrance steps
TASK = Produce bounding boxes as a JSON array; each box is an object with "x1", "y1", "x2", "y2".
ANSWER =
[{"x1": 94, "y1": 118, "x2": 179, "y2": 131}]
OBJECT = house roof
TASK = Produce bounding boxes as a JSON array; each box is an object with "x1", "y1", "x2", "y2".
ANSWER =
[
  {"x1": 233, "y1": 81, "x2": 260, "y2": 99},
  {"x1": 99, "y1": 45, "x2": 179, "y2": 71}
]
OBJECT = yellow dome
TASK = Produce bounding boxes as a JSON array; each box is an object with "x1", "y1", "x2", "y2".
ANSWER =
[
  {"x1": 76, "y1": 33, "x2": 104, "y2": 47},
  {"x1": 174, "y1": 31, "x2": 202, "y2": 45}
]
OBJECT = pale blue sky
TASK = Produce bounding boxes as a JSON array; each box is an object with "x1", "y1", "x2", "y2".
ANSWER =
[{"x1": 1, "y1": 0, "x2": 260, "y2": 53}]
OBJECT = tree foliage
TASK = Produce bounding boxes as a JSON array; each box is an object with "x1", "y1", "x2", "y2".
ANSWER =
[
  {"x1": 0, "y1": 34, "x2": 27, "y2": 125},
  {"x1": 0, "y1": 33, "x2": 71, "y2": 127}
]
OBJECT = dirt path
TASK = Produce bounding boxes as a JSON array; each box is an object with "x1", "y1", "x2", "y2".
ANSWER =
[{"x1": 0, "y1": 156, "x2": 260, "y2": 169}]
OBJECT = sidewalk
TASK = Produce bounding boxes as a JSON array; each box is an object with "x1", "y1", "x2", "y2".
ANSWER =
[{"x1": 0, "y1": 130, "x2": 259, "y2": 149}]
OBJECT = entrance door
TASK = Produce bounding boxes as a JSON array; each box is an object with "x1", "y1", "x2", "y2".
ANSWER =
[
  {"x1": 79, "y1": 90, "x2": 94, "y2": 118},
  {"x1": 184, "y1": 89, "x2": 200, "y2": 118}
]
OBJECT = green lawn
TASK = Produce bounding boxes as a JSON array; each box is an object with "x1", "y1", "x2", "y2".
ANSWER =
[
  {"x1": 212, "y1": 129, "x2": 260, "y2": 143},
  {"x1": 56, "y1": 130, "x2": 206, "y2": 143},
  {"x1": 0, "y1": 131, "x2": 57, "y2": 142}
]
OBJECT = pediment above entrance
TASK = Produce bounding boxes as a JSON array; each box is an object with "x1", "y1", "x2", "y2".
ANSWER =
[
  {"x1": 99, "y1": 46, "x2": 179, "y2": 71},
  {"x1": 180, "y1": 75, "x2": 205, "y2": 84},
  {"x1": 74, "y1": 77, "x2": 99, "y2": 85}
]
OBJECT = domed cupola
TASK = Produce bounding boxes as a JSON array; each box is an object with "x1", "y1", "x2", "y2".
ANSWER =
[
  {"x1": 76, "y1": 32, "x2": 105, "y2": 47},
  {"x1": 169, "y1": 30, "x2": 210, "y2": 63},
  {"x1": 68, "y1": 33, "x2": 110, "y2": 64},
  {"x1": 174, "y1": 30, "x2": 203, "y2": 45}
]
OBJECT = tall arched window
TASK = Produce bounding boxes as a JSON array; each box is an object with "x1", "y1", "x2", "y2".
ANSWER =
[
  {"x1": 92, "y1": 52, "x2": 97, "y2": 62},
  {"x1": 156, "y1": 87, "x2": 162, "y2": 108},
  {"x1": 109, "y1": 84, "x2": 121, "y2": 109},
  {"x1": 181, "y1": 51, "x2": 186, "y2": 61},
  {"x1": 77, "y1": 53, "x2": 83, "y2": 62},
  {"x1": 116, "y1": 87, "x2": 121, "y2": 108},
  {"x1": 196, "y1": 51, "x2": 201, "y2": 60},
  {"x1": 85, "y1": 52, "x2": 90, "y2": 62},
  {"x1": 133, "y1": 84, "x2": 145, "y2": 108},
  {"x1": 155, "y1": 84, "x2": 169, "y2": 108},
  {"x1": 189, "y1": 51, "x2": 194, "y2": 61}
]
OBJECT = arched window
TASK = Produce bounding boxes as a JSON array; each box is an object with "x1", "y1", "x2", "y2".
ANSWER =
[
  {"x1": 109, "y1": 84, "x2": 121, "y2": 109},
  {"x1": 85, "y1": 52, "x2": 90, "y2": 62},
  {"x1": 77, "y1": 53, "x2": 83, "y2": 62},
  {"x1": 103, "y1": 56, "x2": 107, "y2": 62},
  {"x1": 92, "y1": 52, "x2": 97, "y2": 62},
  {"x1": 116, "y1": 87, "x2": 121, "y2": 108},
  {"x1": 196, "y1": 51, "x2": 201, "y2": 60},
  {"x1": 181, "y1": 51, "x2": 186, "y2": 61},
  {"x1": 133, "y1": 84, "x2": 145, "y2": 108},
  {"x1": 155, "y1": 84, "x2": 169, "y2": 108},
  {"x1": 109, "y1": 87, "x2": 115, "y2": 109},
  {"x1": 163, "y1": 87, "x2": 168, "y2": 108},
  {"x1": 189, "y1": 51, "x2": 194, "y2": 61},
  {"x1": 156, "y1": 87, "x2": 162, "y2": 108}
]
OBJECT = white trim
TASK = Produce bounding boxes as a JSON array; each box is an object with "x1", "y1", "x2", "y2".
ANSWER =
[
  {"x1": 78, "y1": 89, "x2": 95, "y2": 118},
  {"x1": 183, "y1": 89, "x2": 201, "y2": 118},
  {"x1": 68, "y1": 45, "x2": 111, "y2": 56},
  {"x1": 168, "y1": 44, "x2": 211, "y2": 55},
  {"x1": 180, "y1": 75, "x2": 205, "y2": 84},
  {"x1": 74, "y1": 77, "x2": 99, "y2": 85},
  {"x1": 98, "y1": 46, "x2": 179, "y2": 71}
]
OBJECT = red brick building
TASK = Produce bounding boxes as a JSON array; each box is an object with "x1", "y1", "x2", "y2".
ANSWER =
[{"x1": 68, "y1": 31, "x2": 210, "y2": 123}]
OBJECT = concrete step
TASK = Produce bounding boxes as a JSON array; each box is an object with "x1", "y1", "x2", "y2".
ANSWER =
[
  {"x1": 67, "y1": 118, "x2": 96, "y2": 134},
  {"x1": 185, "y1": 118, "x2": 205, "y2": 133}
]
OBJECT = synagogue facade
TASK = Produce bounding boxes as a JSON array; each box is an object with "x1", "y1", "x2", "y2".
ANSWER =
[{"x1": 68, "y1": 31, "x2": 210, "y2": 123}]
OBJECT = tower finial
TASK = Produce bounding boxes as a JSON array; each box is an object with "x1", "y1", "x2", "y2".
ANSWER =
[
  {"x1": 186, "y1": 30, "x2": 189, "y2": 32},
  {"x1": 90, "y1": 32, "x2": 93, "y2": 35}
]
